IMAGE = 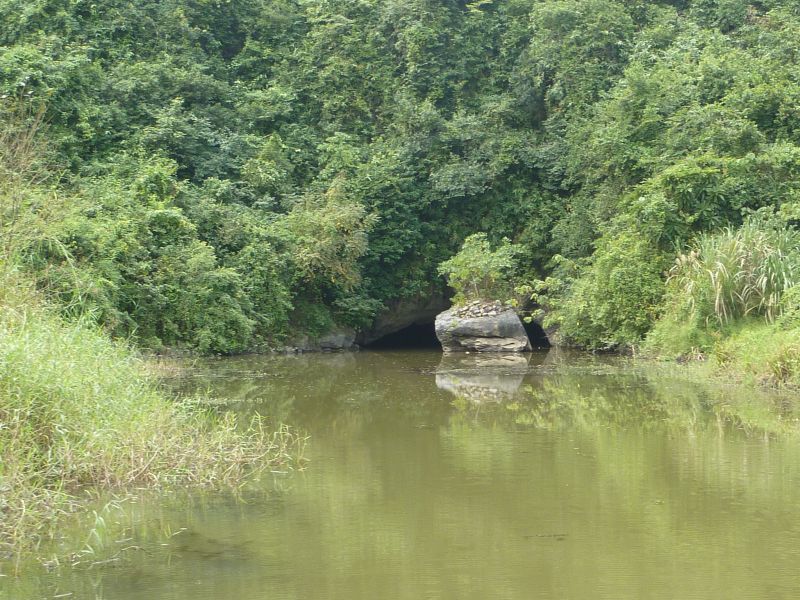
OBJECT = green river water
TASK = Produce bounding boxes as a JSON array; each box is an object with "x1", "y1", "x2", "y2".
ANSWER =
[{"x1": 5, "y1": 349, "x2": 800, "y2": 599}]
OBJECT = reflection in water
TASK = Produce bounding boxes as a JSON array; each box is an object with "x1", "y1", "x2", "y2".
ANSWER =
[
  {"x1": 435, "y1": 353, "x2": 534, "y2": 402},
  {"x1": 6, "y1": 351, "x2": 800, "y2": 600}
]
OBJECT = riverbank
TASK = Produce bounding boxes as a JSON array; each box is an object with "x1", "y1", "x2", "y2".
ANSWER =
[
  {"x1": 0, "y1": 266, "x2": 306, "y2": 570},
  {"x1": 642, "y1": 315, "x2": 800, "y2": 389}
]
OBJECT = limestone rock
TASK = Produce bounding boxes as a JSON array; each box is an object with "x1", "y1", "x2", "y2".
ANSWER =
[
  {"x1": 318, "y1": 327, "x2": 356, "y2": 350},
  {"x1": 435, "y1": 303, "x2": 532, "y2": 352},
  {"x1": 283, "y1": 326, "x2": 356, "y2": 352}
]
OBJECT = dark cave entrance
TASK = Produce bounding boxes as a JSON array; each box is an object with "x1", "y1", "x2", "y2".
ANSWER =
[
  {"x1": 524, "y1": 320, "x2": 551, "y2": 349},
  {"x1": 364, "y1": 320, "x2": 550, "y2": 350},
  {"x1": 365, "y1": 322, "x2": 441, "y2": 349}
]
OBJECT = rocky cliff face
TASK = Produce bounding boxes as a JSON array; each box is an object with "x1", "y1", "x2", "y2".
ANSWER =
[{"x1": 435, "y1": 301, "x2": 532, "y2": 352}]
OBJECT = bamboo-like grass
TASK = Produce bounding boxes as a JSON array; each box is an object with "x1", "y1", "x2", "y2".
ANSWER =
[
  {"x1": 669, "y1": 218, "x2": 800, "y2": 326},
  {"x1": 648, "y1": 217, "x2": 800, "y2": 384}
]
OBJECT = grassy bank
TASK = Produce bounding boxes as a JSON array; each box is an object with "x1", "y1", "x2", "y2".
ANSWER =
[
  {"x1": 635, "y1": 216, "x2": 800, "y2": 388},
  {"x1": 0, "y1": 265, "x2": 305, "y2": 567},
  {"x1": 652, "y1": 320, "x2": 800, "y2": 389}
]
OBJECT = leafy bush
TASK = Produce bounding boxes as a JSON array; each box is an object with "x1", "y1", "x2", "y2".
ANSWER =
[
  {"x1": 279, "y1": 178, "x2": 376, "y2": 294},
  {"x1": 544, "y1": 230, "x2": 668, "y2": 349},
  {"x1": 437, "y1": 233, "x2": 520, "y2": 305},
  {"x1": 24, "y1": 161, "x2": 261, "y2": 354}
]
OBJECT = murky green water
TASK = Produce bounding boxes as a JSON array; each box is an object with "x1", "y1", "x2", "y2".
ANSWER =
[{"x1": 6, "y1": 350, "x2": 800, "y2": 599}]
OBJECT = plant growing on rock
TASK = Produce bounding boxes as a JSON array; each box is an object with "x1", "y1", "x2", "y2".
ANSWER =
[{"x1": 437, "y1": 233, "x2": 520, "y2": 305}]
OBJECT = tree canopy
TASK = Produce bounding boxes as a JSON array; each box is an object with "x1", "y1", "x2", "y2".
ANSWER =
[{"x1": 3, "y1": 0, "x2": 800, "y2": 351}]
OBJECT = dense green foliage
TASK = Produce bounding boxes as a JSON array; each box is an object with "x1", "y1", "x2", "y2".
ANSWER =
[
  {"x1": 437, "y1": 233, "x2": 519, "y2": 304},
  {"x1": 0, "y1": 93, "x2": 305, "y2": 564},
  {"x1": 4, "y1": 0, "x2": 800, "y2": 353}
]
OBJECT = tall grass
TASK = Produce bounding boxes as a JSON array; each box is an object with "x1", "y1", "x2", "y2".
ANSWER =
[
  {"x1": 647, "y1": 216, "x2": 800, "y2": 383},
  {"x1": 0, "y1": 264, "x2": 306, "y2": 565},
  {"x1": 0, "y1": 100, "x2": 306, "y2": 567},
  {"x1": 668, "y1": 217, "x2": 800, "y2": 325}
]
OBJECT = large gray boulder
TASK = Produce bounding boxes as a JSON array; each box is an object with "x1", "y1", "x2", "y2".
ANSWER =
[
  {"x1": 435, "y1": 302, "x2": 532, "y2": 352},
  {"x1": 318, "y1": 326, "x2": 356, "y2": 350},
  {"x1": 283, "y1": 326, "x2": 356, "y2": 352}
]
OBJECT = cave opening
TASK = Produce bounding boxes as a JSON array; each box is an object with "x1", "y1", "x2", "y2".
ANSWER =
[
  {"x1": 365, "y1": 322, "x2": 441, "y2": 349},
  {"x1": 364, "y1": 320, "x2": 550, "y2": 350},
  {"x1": 524, "y1": 321, "x2": 551, "y2": 349}
]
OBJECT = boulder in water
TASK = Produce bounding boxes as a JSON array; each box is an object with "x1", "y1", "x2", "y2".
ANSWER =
[{"x1": 435, "y1": 302, "x2": 532, "y2": 352}]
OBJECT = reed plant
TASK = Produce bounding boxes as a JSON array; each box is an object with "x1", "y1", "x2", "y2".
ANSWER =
[
  {"x1": 647, "y1": 214, "x2": 800, "y2": 385},
  {"x1": 668, "y1": 217, "x2": 800, "y2": 326}
]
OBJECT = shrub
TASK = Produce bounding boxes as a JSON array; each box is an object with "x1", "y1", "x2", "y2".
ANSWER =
[
  {"x1": 544, "y1": 230, "x2": 668, "y2": 349},
  {"x1": 437, "y1": 233, "x2": 520, "y2": 305}
]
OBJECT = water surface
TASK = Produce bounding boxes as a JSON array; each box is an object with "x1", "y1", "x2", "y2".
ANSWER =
[{"x1": 5, "y1": 350, "x2": 800, "y2": 599}]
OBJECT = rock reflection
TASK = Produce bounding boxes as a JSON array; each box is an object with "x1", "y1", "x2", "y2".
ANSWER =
[{"x1": 435, "y1": 353, "x2": 541, "y2": 402}]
